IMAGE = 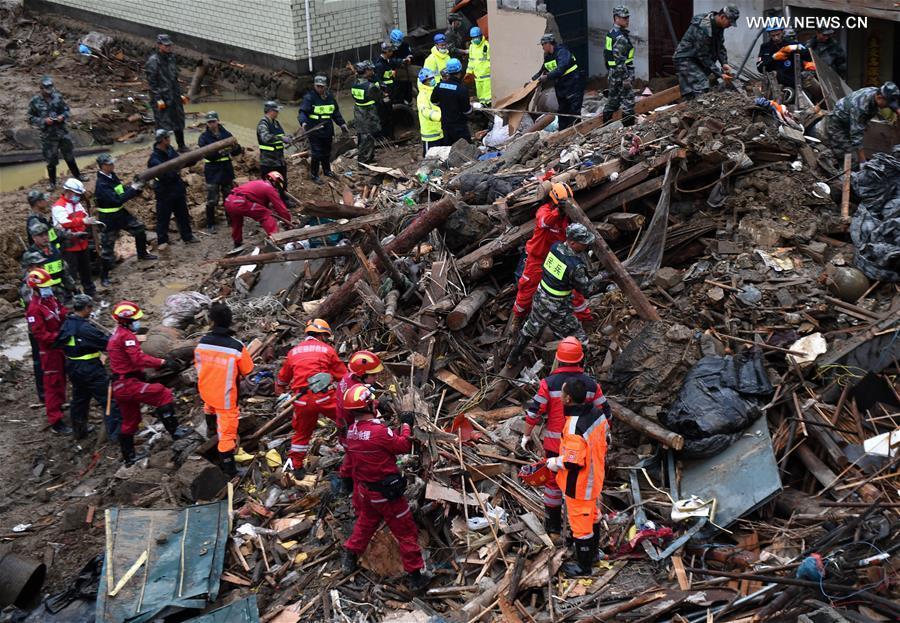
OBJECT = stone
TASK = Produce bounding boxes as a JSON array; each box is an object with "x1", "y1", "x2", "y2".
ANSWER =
[
  {"x1": 61, "y1": 503, "x2": 88, "y2": 531},
  {"x1": 654, "y1": 267, "x2": 683, "y2": 290},
  {"x1": 707, "y1": 286, "x2": 725, "y2": 302}
]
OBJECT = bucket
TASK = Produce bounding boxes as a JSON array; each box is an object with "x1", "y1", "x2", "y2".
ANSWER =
[{"x1": 0, "y1": 551, "x2": 47, "y2": 608}]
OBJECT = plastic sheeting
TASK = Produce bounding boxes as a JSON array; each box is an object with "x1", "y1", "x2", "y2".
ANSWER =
[
  {"x1": 850, "y1": 148, "x2": 900, "y2": 281},
  {"x1": 184, "y1": 596, "x2": 259, "y2": 622},
  {"x1": 661, "y1": 351, "x2": 774, "y2": 458},
  {"x1": 622, "y1": 160, "x2": 674, "y2": 286},
  {"x1": 161, "y1": 292, "x2": 212, "y2": 329}
]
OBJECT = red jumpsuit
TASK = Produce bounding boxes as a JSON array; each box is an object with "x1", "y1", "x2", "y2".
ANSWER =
[
  {"x1": 26, "y1": 295, "x2": 68, "y2": 425},
  {"x1": 513, "y1": 203, "x2": 589, "y2": 320},
  {"x1": 224, "y1": 180, "x2": 291, "y2": 244},
  {"x1": 334, "y1": 373, "x2": 364, "y2": 479},
  {"x1": 524, "y1": 366, "x2": 608, "y2": 510},
  {"x1": 107, "y1": 325, "x2": 173, "y2": 435},
  {"x1": 343, "y1": 417, "x2": 424, "y2": 573},
  {"x1": 276, "y1": 336, "x2": 347, "y2": 465}
]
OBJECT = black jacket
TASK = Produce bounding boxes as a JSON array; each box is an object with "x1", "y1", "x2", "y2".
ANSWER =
[
  {"x1": 430, "y1": 77, "x2": 472, "y2": 139},
  {"x1": 57, "y1": 313, "x2": 110, "y2": 357},
  {"x1": 147, "y1": 145, "x2": 185, "y2": 195},
  {"x1": 198, "y1": 125, "x2": 240, "y2": 184},
  {"x1": 95, "y1": 170, "x2": 141, "y2": 211}
]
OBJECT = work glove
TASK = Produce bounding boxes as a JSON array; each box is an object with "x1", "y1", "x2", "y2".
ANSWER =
[
  {"x1": 130, "y1": 179, "x2": 145, "y2": 191},
  {"x1": 546, "y1": 456, "x2": 562, "y2": 472},
  {"x1": 307, "y1": 372, "x2": 333, "y2": 393},
  {"x1": 399, "y1": 411, "x2": 416, "y2": 427},
  {"x1": 83, "y1": 216, "x2": 100, "y2": 226},
  {"x1": 519, "y1": 435, "x2": 530, "y2": 452},
  {"x1": 471, "y1": 102, "x2": 483, "y2": 110},
  {"x1": 181, "y1": 95, "x2": 189, "y2": 104},
  {"x1": 156, "y1": 100, "x2": 167, "y2": 110},
  {"x1": 275, "y1": 392, "x2": 293, "y2": 410}
]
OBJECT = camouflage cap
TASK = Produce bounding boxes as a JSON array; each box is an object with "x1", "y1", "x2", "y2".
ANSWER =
[
  {"x1": 205, "y1": 110, "x2": 219, "y2": 121},
  {"x1": 96, "y1": 152, "x2": 115, "y2": 166},
  {"x1": 313, "y1": 75, "x2": 328, "y2": 87},
  {"x1": 28, "y1": 220, "x2": 49, "y2": 236},
  {"x1": 21, "y1": 250, "x2": 45, "y2": 267},
  {"x1": 154, "y1": 128, "x2": 173, "y2": 143},
  {"x1": 264, "y1": 100, "x2": 282, "y2": 112},
  {"x1": 27, "y1": 189, "x2": 48, "y2": 205},
  {"x1": 540, "y1": 33, "x2": 556, "y2": 45},
  {"x1": 566, "y1": 223, "x2": 595, "y2": 245},
  {"x1": 880, "y1": 81, "x2": 899, "y2": 110},
  {"x1": 613, "y1": 5, "x2": 630, "y2": 18},
  {"x1": 818, "y1": 27, "x2": 835, "y2": 35},
  {"x1": 72, "y1": 293, "x2": 94, "y2": 310},
  {"x1": 721, "y1": 6, "x2": 740, "y2": 24},
  {"x1": 40, "y1": 75, "x2": 54, "y2": 88},
  {"x1": 157, "y1": 33, "x2": 173, "y2": 45}
]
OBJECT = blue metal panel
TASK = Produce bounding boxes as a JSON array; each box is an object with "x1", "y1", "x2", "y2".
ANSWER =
[
  {"x1": 184, "y1": 596, "x2": 260, "y2": 623},
  {"x1": 96, "y1": 501, "x2": 230, "y2": 623}
]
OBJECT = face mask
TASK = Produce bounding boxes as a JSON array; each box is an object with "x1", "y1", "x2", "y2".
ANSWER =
[
  {"x1": 71, "y1": 194, "x2": 82, "y2": 204},
  {"x1": 131, "y1": 320, "x2": 141, "y2": 330},
  {"x1": 39, "y1": 287, "x2": 53, "y2": 297},
  {"x1": 437, "y1": 45, "x2": 448, "y2": 53},
  {"x1": 473, "y1": 37, "x2": 482, "y2": 44}
]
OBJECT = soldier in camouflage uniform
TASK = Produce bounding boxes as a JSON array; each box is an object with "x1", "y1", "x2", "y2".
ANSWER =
[
  {"x1": 673, "y1": 6, "x2": 739, "y2": 100},
  {"x1": 826, "y1": 82, "x2": 899, "y2": 165},
  {"x1": 445, "y1": 13, "x2": 469, "y2": 63},
  {"x1": 805, "y1": 28, "x2": 847, "y2": 78},
  {"x1": 351, "y1": 61, "x2": 382, "y2": 166},
  {"x1": 506, "y1": 224, "x2": 606, "y2": 365},
  {"x1": 27, "y1": 76, "x2": 83, "y2": 191},
  {"x1": 602, "y1": 6, "x2": 636, "y2": 126},
  {"x1": 145, "y1": 34, "x2": 188, "y2": 152}
]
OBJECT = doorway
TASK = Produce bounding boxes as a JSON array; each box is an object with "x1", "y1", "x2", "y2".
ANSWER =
[{"x1": 648, "y1": 0, "x2": 693, "y2": 77}]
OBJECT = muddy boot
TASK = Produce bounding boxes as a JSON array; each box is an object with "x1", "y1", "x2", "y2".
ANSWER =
[
  {"x1": 156, "y1": 404, "x2": 189, "y2": 440},
  {"x1": 600, "y1": 111, "x2": 611, "y2": 125},
  {"x1": 407, "y1": 568, "x2": 432, "y2": 592},
  {"x1": 592, "y1": 523, "x2": 605, "y2": 562},
  {"x1": 119, "y1": 434, "x2": 146, "y2": 465},
  {"x1": 100, "y1": 260, "x2": 113, "y2": 287},
  {"x1": 174, "y1": 130, "x2": 187, "y2": 152},
  {"x1": 505, "y1": 334, "x2": 530, "y2": 367},
  {"x1": 50, "y1": 419, "x2": 73, "y2": 435},
  {"x1": 545, "y1": 505, "x2": 562, "y2": 542},
  {"x1": 71, "y1": 417, "x2": 95, "y2": 440},
  {"x1": 135, "y1": 231, "x2": 157, "y2": 260},
  {"x1": 220, "y1": 451, "x2": 237, "y2": 477},
  {"x1": 47, "y1": 165, "x2": 57, "y2": 191},
  {"x1": 65, "y1": 158, "x2": 84, "y2": 181},
  {"x1": 562, "y1": 538, "x2": 595, "y2": 577},
  {"x1": 341, "y1": 549, "x2": 359, "y2": 574}
]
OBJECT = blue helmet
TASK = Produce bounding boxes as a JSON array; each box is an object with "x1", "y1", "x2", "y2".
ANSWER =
[
  {"x1": 390, "y1": 29, "x2": 404, "y2": 44},
  {"x1": 765, "y1": 24, "x2": 784, "y2": 32},
  {"x1": 434, "y1": 33, "x2": 447, "y2": 44},
  {"x1": 470, "y1": 26, "x2": 482, "y2": 39},
  {"x1": 445, "y1": 58, "x2": 462, "y2": 74},
  {"x1": 418, "y1": 67, "x2": 436, "y2": 83}
]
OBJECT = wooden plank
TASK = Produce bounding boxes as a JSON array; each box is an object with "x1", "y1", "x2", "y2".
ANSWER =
[
  {"x1": 434, "y1": 368, "x2": 479, "y2": 398},
  {"x1": 672, "y1": 555, "x2": 690, "y2": 591},
  {"x1": 424, "y1": 480, "x2": 488, "y2": 507},
  {"x1": 840, "y1": 153, "x2": 852, "y2": 219},
  {"x1": 270, "y1": 206, "x2": 412, "y2": 244}
]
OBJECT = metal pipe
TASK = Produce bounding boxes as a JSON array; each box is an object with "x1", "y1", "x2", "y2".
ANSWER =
[
  {"x1": 0, "y1": 552, "x2": 46, "y2": 608},
  {"x1": 304, "y1": 0, "x2": 314, "y2": 73}
]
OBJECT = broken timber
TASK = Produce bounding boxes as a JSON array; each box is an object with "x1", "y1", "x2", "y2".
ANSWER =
[
  {"x1": 135, "y1": 136, "x2": 236, "y2": 182},
  {"x1": 271, "y1": 206, "x2": 414, "y2": 244},
  {"x1": 213, "y1": 246, "x2": 354, "y2": 267}
]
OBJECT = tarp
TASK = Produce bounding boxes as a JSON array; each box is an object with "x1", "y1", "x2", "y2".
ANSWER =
[
  {"x1": 850, "y1": 148, "x2": 900, "y2": 281},
  {"x1": 96, "y1": 501, "x2": 230, "y2": 623},
  {"x1": 184, "y1": 596, "x2": 259, "y2": 622}
]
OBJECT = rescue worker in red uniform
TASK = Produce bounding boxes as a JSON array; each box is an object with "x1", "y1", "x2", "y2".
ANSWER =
[
  {"x1": 108, "y1": 300, "x2": 187, "y2": 464},
  {"x1": 340, "y1": 385, "x2": 430, "y2": 591},
  {"x1": 521, "y1": 337, "x2": 609, "y2": 540},
  {"x1": 546, "y1": 379, "x2": 611, "y2": 576},
  {"x1": 334, "y1": 350, "x2": 385, "y2": 493},
  {"x1": 25, "y1": 268, "x2": 71, "y2": 434},
  {"x1": 512, "y1": 182, "x2": 589, "y2": 329},
  {"x1": 194, "y1": 302, "x2": 254, "y2": 477},
  {"x1": 275, "y1": 318, "x2": 347, "y2": 478},
  {"x1": 224, "y1": 171, "x2": 293, "y2": 249}
]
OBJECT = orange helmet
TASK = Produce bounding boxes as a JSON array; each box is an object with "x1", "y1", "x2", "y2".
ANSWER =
[
  {"x1": 343, "y1": 384, "x2": 376, "y2": 411},
  {"x1": 265, "y1": 170, "x2": 285, "y2": 190},
  {"x1": 305, "y1": 318, "x2": 332, "y2": 336},
  {"x1": 556, "y1": 336, "x2": 584, "y2": 364},
  {"x1": 348, "y1": 350, "x2": 384, "y2": 376},
  {"x1": 26, "y1": 268, "x2": 53, "y2": 289},
  {"x1": 112, "y1": 300, "x2": 144, "y2": 323},
  {"x1": 548, "y1": 182, "x2": 573, "y2": 206}
]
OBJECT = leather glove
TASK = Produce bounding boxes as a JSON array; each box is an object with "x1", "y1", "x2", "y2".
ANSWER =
[
  {"x1": 399, "y1": 411, "x2": 416, "y2": 427},
  {"x1": 546, "y1": 456, "x2": 562, "y2": 472},
  {"x1": 156, "y1": 100, "x2": 167, "y2": 110},
  {"x1": 181, "y1": 95, "x2": 189, "y2": 104}
]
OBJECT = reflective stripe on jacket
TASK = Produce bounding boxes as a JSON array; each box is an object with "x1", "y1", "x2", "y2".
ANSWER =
[
  {"x1": 194, "y1": 326, "x2": 254, "y2": 410},
  {"x1": 467, "y1": 39, "x2": 491, "y2": 80},
  {"x1": 416, "y1": 82, "x2": 443, "y2": 142},
  {"x1": 555, "y1": 403, "x2": 609, "y2": 501}
]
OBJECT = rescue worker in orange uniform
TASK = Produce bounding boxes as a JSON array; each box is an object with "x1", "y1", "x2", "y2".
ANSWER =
[
  {"x1": 521, "y1": 336, "x2": 609, "y2": 540},
  {"x1": 108, "y1": 300, "x2": 188, "y2": 464},
  {"x1": 275, "y1": 318, "x2": 347, "y2": 478},
  {"x1": 546, "y1": 379, "x2": 611, "y2": 576},
  {"x1": 340, "y1": 385, "x2": 430, "y2": 591},
  {"x1": 333, "y1": 350, "x2": 384, "y2": 493},
  {"x1": 25, "y1": 268, "x2": 70, "y2": 434},
  {"x1": 512, "y1": 182, "x2": 589, "y2": 329},
  {"x1": 194, "y1": 302, "x2": 254, "y2": 476}
]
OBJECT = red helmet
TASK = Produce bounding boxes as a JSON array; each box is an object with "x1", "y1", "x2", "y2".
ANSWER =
[
  {"x1": 343, "y1": 384, "x2": 376, "y2": 412},
  {"x1": 305, "y1": 318, "x2": 332, "y2": 336},
  {"x1": 112, "y1": 300, "x2": 144, "y2": 323},
  {"x1": 26, "y1": 268, "x2": 53, "y2": 289},
  {"x1": 556, "y1": 336, "x2": 584, "y2": 364},
  {"x1": 265, "y1": 170, "x2": 285, "y2": 190},
  {"x1": 348, "y1": 350, "x2": 384, "y2": 376}
]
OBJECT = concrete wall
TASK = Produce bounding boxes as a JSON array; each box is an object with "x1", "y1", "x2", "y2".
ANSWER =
[
  {"x1": 587, "y1": 0, "x2": 649, "y2": 81},
  {"x1": 487, "y1": 2, "x2": 549, "y2": 102}
]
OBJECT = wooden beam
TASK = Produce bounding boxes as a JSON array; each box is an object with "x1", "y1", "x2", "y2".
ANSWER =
[
  {"x1": 213, "y1": 245, "x2": 353, "y2": 266},
  {"x1": 609, "y1": 399, "x2": 683, "y2": 450},
  {"x1": 271, "y1": 207, "x2": 412, "y2": 244}
]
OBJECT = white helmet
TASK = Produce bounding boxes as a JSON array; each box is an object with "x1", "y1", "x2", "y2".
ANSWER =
[{"x1": 62, "y1": 178, "x2": 85, "y2": 194}]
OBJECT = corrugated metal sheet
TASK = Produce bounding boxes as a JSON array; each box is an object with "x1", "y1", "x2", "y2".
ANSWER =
[
  {"x1": 96, "y1": 501, "x2": 230, "y2": 623},
  {"x1": 184, "y1": 596, "x2": 259, "y2": 623}
]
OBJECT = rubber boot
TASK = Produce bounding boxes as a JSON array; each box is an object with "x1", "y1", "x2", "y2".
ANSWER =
[
  {"x1": 51, "y1": 419, "x2": 73, "y2": 435},
  {"x1": 71, "y1": 415, "x2": 95, "y2": 440},
  {"x1": 341, "y1": 549, "x2": 358, "y2": 574},
  {"x1": 600, "y1": 111, "x2": 611, "y2": 125},
  {"x1": 562, "y1": 538, "x2": 595, "y2": 577},
  {"x1": 47, "y1": 165, "x2": 57, "y2": 190},
  {"x1": 592, "y1": 523, "x2": 605, "y2": 562},
  {"x1": 505, "y1": 333, "x2": 530, "y2": 366},
  {"x1": 156, "y1": 404, "x2": 189, "y2": 440},
  {"x1": 220, "y1": 450, "x2": 237, "y2": 477},
  {"x1": 309, "y1": 159, "x2": 322, "y2": 185},
  {"x1": 100, "y1": 259, "x2": 113, "y2": 287},
  {"x1": 65, "y1": 158, "x2": 84, "y2": 181},
  {"x1": 544, "y1": 505, "x2": 562, "y2": 538},
  {"x1": 135, "y1": 230, "x2": 157, "y2": 260},
  {"x1": 407, "y1": 568, "x2": 432, "y2": 592},
  {"x1": 205, "y1": 412, "x2": 218, "y2": 439},
  {"x1": 119, "y1": 434, "x2": 146, "y2": 465}
]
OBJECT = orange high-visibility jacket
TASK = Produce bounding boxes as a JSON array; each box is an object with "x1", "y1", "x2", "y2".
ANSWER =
[
  {"x1": 555, "y1": 403, "x2": 610, "y2": 501},
  {"x1": 194, "y1": 327, "x2": 254, "y2": 410}
]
